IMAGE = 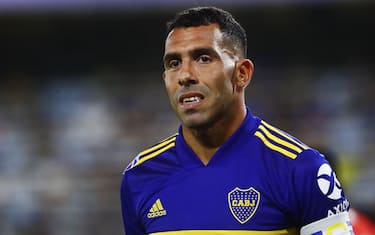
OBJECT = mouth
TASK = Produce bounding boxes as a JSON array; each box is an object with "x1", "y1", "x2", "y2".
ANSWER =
[
  {"x1": 178, "y1": 92, "x2": 204, "y2": 107},
  {"x1": 182, "y1": 96, "x2": 201, "y2": 103}
]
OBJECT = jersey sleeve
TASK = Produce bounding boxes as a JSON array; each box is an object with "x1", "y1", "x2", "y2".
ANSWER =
[
  {"x1": 300, "y1": 211, "x2": 353, "y2": 235},
  {"x1": 120, "y1": 173, "x2": 146, "y2": 235},
  {"x1": 290, "y1": 149, "x2": 352, "y2": 229}
]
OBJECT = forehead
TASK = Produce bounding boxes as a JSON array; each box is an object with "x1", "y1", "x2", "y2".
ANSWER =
[{"x1": 164, "y1": 24, "x2": 224, "y2": 53}]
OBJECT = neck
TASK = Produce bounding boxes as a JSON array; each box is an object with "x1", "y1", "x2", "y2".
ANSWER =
[{"x1": 182, "y1": 105, "x2": 247, "y2": 165}]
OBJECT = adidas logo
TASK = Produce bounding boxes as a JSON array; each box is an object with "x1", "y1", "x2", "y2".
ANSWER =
[{"x1": 147, "y1": 199, "x2": 167, "y2": 218}]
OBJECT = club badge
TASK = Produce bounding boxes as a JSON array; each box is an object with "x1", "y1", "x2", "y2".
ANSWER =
[{"x1": 228, "y1": 187, "x2": 260, "y2": 224}]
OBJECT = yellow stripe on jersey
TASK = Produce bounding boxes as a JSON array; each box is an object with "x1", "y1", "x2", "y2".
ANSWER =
[
  {"x1": 150, "y1": 228, "x2": 297, "y2": 235},
  {"x1": 258, "y1": 125, "x2": 303, "y2": 154},
  {"x1": 260, "y1": 121, "x2": 308, "y2": 150},
  {"x1": 254, "y1": 131, "x2": 298, "y2": 159},
  {"x1": 134, "y1": 142, "x2": 175, "y2": 167},
  {"x1": 138, "y1": 134, "x2": 177, "y2": 157},
  {"x1": 125, "y1": 134, "x2": 177, "y2": 171}
]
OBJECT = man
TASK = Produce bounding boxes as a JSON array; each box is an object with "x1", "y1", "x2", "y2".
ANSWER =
[{"x1": 121, "y1": 6, "x2": 354, "y2": 235}]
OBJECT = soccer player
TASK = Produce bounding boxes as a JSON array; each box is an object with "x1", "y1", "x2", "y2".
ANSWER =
[{"x1": 121, "y1": 6, "x2": 354, "y2": 235}]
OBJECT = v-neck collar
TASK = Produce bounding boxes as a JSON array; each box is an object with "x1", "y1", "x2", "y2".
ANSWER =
[{"x1": 175, "y1": 107, "x2": 259, "y2": 169}]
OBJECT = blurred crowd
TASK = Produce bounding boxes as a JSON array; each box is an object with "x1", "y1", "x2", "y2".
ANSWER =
[{"x1": 0, "y1": 65, "x2": 374, "y2": 235}]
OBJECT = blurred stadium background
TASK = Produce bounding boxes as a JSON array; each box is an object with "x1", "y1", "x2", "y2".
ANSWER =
[{"x1": 0, "y1": 0, "x2": 374, "y2": 234}]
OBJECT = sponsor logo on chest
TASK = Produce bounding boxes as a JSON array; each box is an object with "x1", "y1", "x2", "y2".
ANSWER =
[{"x1": 147, "y1": 198, "x2": 167, "y2": 218}]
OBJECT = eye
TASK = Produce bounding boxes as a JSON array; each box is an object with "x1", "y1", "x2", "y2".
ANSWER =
[
  {"x1": 197, "y1": 55, "x2": 212, "y2": 63},
  {"x1": 168, "y1": 59, "x2": 181, "y2": 69}
]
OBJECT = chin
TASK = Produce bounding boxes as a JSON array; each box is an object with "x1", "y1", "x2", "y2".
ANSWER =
[
  {"x1": 179, "y1": 108, "x2": 222, "y2": 129},
  {"x1": 182, "y1": 116, "x2": 214, "y2": 130}
]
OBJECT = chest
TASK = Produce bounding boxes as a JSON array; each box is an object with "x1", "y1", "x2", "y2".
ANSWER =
[{"x1": 137, "y1": 161, "x2": 293, "y2": 233}]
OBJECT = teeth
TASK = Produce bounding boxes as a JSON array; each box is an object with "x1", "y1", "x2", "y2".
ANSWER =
[{"x1": 183, "y1": 96, "x2": 200, "y2": 103}]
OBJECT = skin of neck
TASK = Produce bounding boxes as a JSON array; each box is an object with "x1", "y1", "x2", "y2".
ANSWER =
[{"x1": 182, "y1": 101, "x2": 247, "y2": 165}]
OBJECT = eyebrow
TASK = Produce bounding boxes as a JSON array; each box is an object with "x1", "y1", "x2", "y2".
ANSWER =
[
  {"x1": 191, "y1": 47, "x2": 219, "y2": 58},
  {"x1": 163, "y1": 52, "x2": 180, "y2": 64},
  {"x1": 163, "y1": 47, "x2": 219, "y2": 63}
]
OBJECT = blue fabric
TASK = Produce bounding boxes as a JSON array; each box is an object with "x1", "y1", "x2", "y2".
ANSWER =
[{"x1": 121, "y1": 108, "x2": 349, "y2": 235}]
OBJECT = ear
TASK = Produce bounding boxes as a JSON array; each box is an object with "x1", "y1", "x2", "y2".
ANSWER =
[
  {"x1": 234, "y1": 59, "x2": 254, "y2": 88},
  {"x1": 162, "y1": 71, "x2": 167, "y2": 81}
]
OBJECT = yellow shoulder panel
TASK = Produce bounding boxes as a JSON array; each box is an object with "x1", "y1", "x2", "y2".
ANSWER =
[
  {"x1": 124, "y1": 134, "x2": 177, "y2": 171},
  {"x1": 254, "y1": 120, "x2": 309, "y2": 159}
]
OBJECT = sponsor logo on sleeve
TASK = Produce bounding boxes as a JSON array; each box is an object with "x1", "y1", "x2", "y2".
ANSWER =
[
  {"x1": 327, "y1": 199, "x2": 350, "y2": 217},
  {"x1": 317, "y1": 163, "x2": 342, "y2": 200}
]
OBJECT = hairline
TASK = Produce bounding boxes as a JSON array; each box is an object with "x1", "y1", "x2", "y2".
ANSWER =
[
  {"x1": 165, "y1": 7, "x2": 247, "y2": 59},
  {"x1": 166, "y1": 23, "x2": 245, "y2": 59}
]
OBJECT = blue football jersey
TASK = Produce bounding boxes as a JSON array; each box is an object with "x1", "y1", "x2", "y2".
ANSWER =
[{"x1": 121, "y1": 108, "x2": 350, "y2": 235}]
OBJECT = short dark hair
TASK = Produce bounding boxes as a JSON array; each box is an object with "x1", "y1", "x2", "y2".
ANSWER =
[{"x1": 166, "y1": 6, "x2": 247, "y2": 58}]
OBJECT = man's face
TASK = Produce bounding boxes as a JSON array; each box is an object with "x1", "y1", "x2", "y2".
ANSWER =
[{"x1": 163, "y1": 24, "x2": 239, "y2": 129}]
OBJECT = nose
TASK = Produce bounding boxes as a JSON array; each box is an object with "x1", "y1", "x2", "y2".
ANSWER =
[{"x1": 178, "y1": 61, "x2": 197, "y2": 86}]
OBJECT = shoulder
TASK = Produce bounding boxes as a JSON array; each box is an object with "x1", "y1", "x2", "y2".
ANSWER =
[
  {"x1": 252, "y1": 119, "x2": 311, "y2": 160},
  {"x1": 123, "y1": 133, "x2": 178, "y2": 173},
  {"x1": 121, "y1": 133, "x2": 179, "y2": 206},
  {"x1": 252, "y1": 120, "x2": 349, "y2": 223},
  {"x1": 251, "y1": 119, "x2": 328, "y2": 179}
]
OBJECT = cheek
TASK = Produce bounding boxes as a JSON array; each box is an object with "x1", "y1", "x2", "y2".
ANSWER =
[
  {"x1": 212, "y1": 71, "x2": 234, "y2": 94},
  {"x1": 210, "y1": 62, "x2": 235, "y2": 90},
  {"x1": 163, "y1": 74, "x2": 174, "y2": 90},
  {"x1": 163, "y1": 77, "x2": 178, "y2": 102}
]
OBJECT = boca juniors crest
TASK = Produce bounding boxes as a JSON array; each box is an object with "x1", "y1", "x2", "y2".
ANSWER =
[{"x1": 228, "y1": 187, "x2": 260, "y2": 224}]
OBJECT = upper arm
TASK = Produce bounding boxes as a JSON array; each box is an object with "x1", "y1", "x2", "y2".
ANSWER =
[
  {"x1": 290, "y1": 149, "x2": 352, "y2": 229},
  {"x1": 300, "y1": 211, "x2": 353, "y2": 235}
]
